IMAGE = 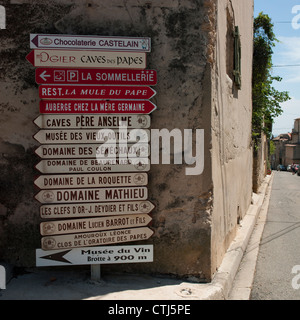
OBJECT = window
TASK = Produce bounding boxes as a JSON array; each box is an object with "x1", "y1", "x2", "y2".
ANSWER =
[{"x1": 233, "y1": 26, "x2": 241, "y2": 89}]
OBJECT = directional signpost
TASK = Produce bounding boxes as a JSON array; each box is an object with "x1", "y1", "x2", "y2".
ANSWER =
[
  {"x1": 28, "y1": 33, "x2": 156, "y2": 274},
  {"x1": 34, "y1": 172, "x2": 148, "y2": 189},
  {"x1": 40, "y1": 214, "x2": 152, "y2": 236},
  {"x1": 35, "y1": 158, "x2": 150, "y2": 174},
  {"x1": 30, "y1": 34, "x2": 151, "y2": 52},
  {"x1": 39, "y1": 99, "x2": 157, "y2": 114},
  {"x1": 35, "y1": 68, "x2": 157, "y2": 85},
  {"x1": 39, "y1": 200, "x2": 155, "y2": 219},
  {"x1": 36, "y1": 245, "x2": 153, "y2": 266},
  {"x1": 35, "y1": 186, "x2": 148, "y2": 204},
  {"x1": 26, "y1": 49, "x2": 147, "y2": 69},
  {"x1": 34, "y1": 114, "x2": 151, "y2": 129},
  {"x1": 33, "y1": 129, "x2": 150, "y2": 144},
  {"x1": 34, "y1": 144, "x2": 149, "y2": 159},
  {"x1": 41, "y1": 228, "x2": 154, "y2": 251},
  {"x1": 39, "y1": 85, "x2": 156, "y2": 100}
]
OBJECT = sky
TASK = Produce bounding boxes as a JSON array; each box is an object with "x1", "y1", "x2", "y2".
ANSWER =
[{"x1": 254, "y1": 0, "x2": 300, "y2": 136}]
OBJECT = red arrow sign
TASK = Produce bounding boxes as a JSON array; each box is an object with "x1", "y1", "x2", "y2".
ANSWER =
[
  {"x1": 26, "y1": 50, "x2": 35, "y2": 66},
  {"x1": 39, "y1": 100, "x2": 157, "y2": 114},
  {"x1": 35, "y1": 68, "x2": 157, "y2": 85},
  {"x1": 39, "y1": 85, "x2": 156, "y2": 100}
]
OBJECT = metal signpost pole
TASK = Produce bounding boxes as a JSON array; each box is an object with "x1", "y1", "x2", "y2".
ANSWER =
[{"x1": 91, "y1": 264, "x2": 101, "y2": 282}]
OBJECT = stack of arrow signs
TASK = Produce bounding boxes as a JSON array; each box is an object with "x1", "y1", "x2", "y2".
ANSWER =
[{"x1": 27, "y1": 34, "x2": 156, "y2": 266}]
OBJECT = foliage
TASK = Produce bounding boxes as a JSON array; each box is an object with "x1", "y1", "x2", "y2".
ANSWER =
[
  {"x1": 252, "y1": 12, "x2": 290, "y2": 146},
  {"x1": 269, "y1": 140, "x2": 276, "y2": 156}
]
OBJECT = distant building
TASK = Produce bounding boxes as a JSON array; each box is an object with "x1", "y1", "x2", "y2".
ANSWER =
[{"x1": 272, "y1": 118, "x2": 300, "y2": 167}]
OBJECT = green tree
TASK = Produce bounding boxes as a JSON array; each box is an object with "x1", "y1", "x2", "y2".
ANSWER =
[
  {"x1": 269, "y1": 140, "x2": 276, "y2": 156},
  {"x1": 252, "y1": 12, "x2": 290, "y2": 147}
]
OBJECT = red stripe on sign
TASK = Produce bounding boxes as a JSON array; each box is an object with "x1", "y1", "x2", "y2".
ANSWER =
[
  {"x1": 39, "y1": 100, "x2": 157, "y2": 114},
  {"x1": 35, "y1": 68, "x2": 157, "y2": 85},
  {"x1": 39, "y1": 85, "x2": 156, "y2": 100}
]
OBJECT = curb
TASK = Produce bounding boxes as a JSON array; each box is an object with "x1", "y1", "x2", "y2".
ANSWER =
[
  {"x1": 210, "y1": 173, "x2": 274, "y2": 300},
  {"x1": 174, "y1": 173, "x2": 274, "y2": 300}
]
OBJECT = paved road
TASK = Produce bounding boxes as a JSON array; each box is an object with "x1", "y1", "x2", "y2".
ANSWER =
[{"x1": 251, "y1": 171, "x2": 300, "y2": 300}]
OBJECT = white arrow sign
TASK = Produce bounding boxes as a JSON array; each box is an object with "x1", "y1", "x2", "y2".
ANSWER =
[
  {"x1": 35, "y1": 186, "x2": 148, "y2": 204},
  {"x1": 41, "y1": 227, "x2": 154, "y2": 250},
  {"x1": 34, "y1": 172, "x2": 148, "y2": 189},
  {"x1": 27, "y1": 49, "x2": 146, "y2": 69},
  {"x1": 40, "y1": 214, "x2": 152, "y2": 235},
  {"x1": 39, "y1": 70, "x2": 51, "y2": 81},
  {"x1": 33, "y1": 129, "x2": 150, "y2": 144},
  {"x1": 36, "y1": 245, "x2": 153, "y2": 266},
  {"x1": 30, "y1": 34, "x2": 151, "y2": 52},
  {"x1": 39, "y1": 200, "x2": 155, "y2": 219},
  {"x1": 33, "y1": 114, "x2": 151, "y2": 129},
  {"x1": 35, "y1": 158, "x2": 150, "y2": 174},
  {"x1": 34, "y1": 144, "x2": 149, "y2": 159}
]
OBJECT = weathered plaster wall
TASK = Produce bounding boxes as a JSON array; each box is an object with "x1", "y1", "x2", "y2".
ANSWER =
[
  {"x1": 0, "y1": 0, "x2": 215, "y2": 280},
  {"x1": 0, "y1": 0, "x2": 254, "y2": 281},
  {"x1": 210, "y1": 0, "x2": 254, "y2": 273},
  {"x1": 253, "y1": 135, "x2": 268, "y2": 192},
  {"x1": 0, "y1": 0, "x2": 73, "y2": 265}
]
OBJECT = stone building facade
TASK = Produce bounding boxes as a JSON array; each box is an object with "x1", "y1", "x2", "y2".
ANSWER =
[
  {"x1": 272, "y1": 118, "x2": 300, "y2": 168},
  {"x1": 0, "y1": 0, "x2": 254, "y2": 281}
]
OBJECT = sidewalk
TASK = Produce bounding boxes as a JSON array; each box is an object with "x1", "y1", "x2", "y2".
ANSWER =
[{"x1": 0, "y1": 174, "x2": 273, "y2": 300}]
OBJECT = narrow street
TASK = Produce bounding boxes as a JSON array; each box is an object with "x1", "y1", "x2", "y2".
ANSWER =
[{"x1": 251, "y1": 171, "x2": 300, "y2": 300}]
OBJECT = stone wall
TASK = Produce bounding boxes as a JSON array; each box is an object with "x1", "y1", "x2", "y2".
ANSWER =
[
  {"x1": 210, "y1": 0, "x2": 254, "y2": 272},
  {"x1": 0, "y1": 0, "x2": 254, "y2": 281}
]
